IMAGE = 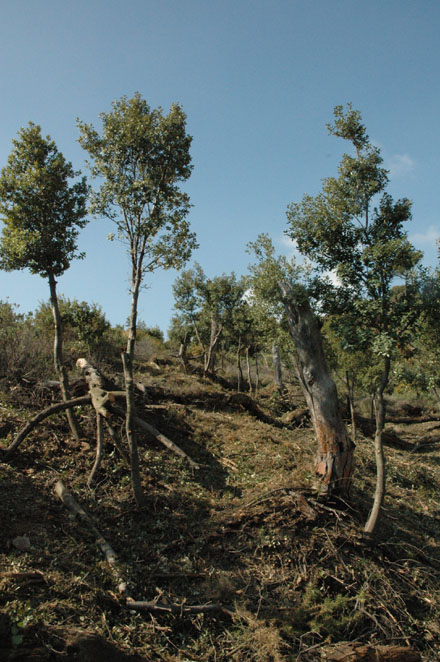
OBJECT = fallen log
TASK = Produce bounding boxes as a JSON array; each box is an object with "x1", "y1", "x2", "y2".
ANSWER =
[{"x1": 76, "y1": 358, "x2": 199, "y2": 470}]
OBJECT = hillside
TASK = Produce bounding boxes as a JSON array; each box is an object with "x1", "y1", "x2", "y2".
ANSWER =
[{"x1": 1, "y1": 358, "x2": 440, "y2": 661}]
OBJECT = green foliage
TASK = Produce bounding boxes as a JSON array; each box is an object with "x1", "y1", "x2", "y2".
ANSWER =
[
  {"x1": 286, "y1": 104, "x2": 422, "y2": 373},
  {"x1": 173, "y1": 263, "x2": 247, "y2": 353},
  {"x1": 246, "y1": 233, "x2": 303, "y2": 359},
  {"x1": 0, "y1": 123, "x2": 87, "y2": 278},
  {"x1": 78, "y1": 93, "x2": 197, "y2": 276},
  {"x1": 0, "y1": 300, "x2": 52, "y2": 380},
  {"x1": 34, "y1": 297, "x2": 110, "y2": 358}
]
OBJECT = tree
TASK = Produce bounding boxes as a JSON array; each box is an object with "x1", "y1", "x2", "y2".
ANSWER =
[
  {"x1": 286, "y1": 104, "x2": 421, "y2": 533},
  {"x1": 34, "y1": 297, "x2": 110, "y2": 361},
  {"x1": 172, "y1": 264, "x2": 246, "y2": 377},
  {"x1": 78, "y1": 93, "x2": 196, "y2": 505},
  {"x1": 247, "y1": 234, "x2": 354, "y2": 497},
  {"x1": 0, "y1": 123, "x2": 88, "y2": 441}
]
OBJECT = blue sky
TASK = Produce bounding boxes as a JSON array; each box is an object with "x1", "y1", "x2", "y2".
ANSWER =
[{"x1": 1, "y1": 0, "x2": 439, "y2": 334}]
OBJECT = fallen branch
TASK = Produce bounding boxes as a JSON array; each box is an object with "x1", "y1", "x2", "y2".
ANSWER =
[
  {"x1": 54, "y1": 480, "x2": 128, "y2": 594},
  {"x1": 4, "y1": 395, "x2": 91, "y2": 458},
  {"x1": 126, "y1": 600, "x2": 233, "y2": 616},
  {"x1": 88, "y1": 412, "x2": 104, "y2": 487},
  {"x1": 76, "y1": 358, "x2": 199, "y2": 470},
  {"x1": 132, "y1": 414, "x2": 199, "y2": 469},
  {"x1": 55, "y1": 480, "x2": 231, "y2": 618}
]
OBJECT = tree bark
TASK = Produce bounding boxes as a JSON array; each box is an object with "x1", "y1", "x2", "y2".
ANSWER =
[
  {"x1": 48, "y1": 272, "x2": 81, "y2": 443},
  {"x1": 122, "y1": 351, "x2": 144, "y2": 507},
  {"x1": 123, "y1": 267, "x2": 144, "y2": 507},
  {"x1": 364, "y1": 356, "x2": 390, "y2": 535},
  {"x1": 236, "y1": 337, "x2": 243, "y2": 392},
  {"x1": 279, "y1": 282, "x2": 354, "y2": 497},
  {"x1": 346, "y1": 370, "x2": 357, "y2": 442},
  {"x1": 254, "y1": 351, "x2": 260, "y2": 393},
  {"x1": 76, "y1": 358, "x2": 199, "y2": 469},
  {"x1": 272, "y1": 344, "x2": 283, "y2": 390},
  {"x1": 88, "y1": 412, "x2": 104, "y2": 487},
  {"x1": 245, "y1": 346, "x2": 253, "y2": 393}
]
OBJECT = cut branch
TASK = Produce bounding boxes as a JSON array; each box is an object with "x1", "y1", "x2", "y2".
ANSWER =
[
  {"x1": 126, "y1": 600, "x2": 233, "y2": 616},
  {"x1": 54, "y1": 480, "x2": 128, "y2": 594},
  {"x1": 4, "y1": 395, "x2": 91, "y2": 458},
  {"x1": 55, "y1": 480, "x2": 231, "y2": 617}
]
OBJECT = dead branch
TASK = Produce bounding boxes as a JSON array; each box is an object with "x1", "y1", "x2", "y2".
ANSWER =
[
  {"x1": 4, "y1": 395, "x2": 91, "y2": 458},
  {"x1": 88, "y1": 412, "x2": 104, "y2": 487},
  {"x1": 104, "y1": 419, "x2": 129, "y2": 465},
  {"x1": 55, "y1": 481, "x2": 231, "y2": 618},
  {"x1": 76, "y1": 358, "x2": 199, "y2": 469},
  {"x1": 125, "y1": 600, "x2": 233, "y2": 616},
  {"x1": 132, "y1": 413, "x2": 199, "y2": 469},
  {"x1": 54, "y1": 480, "x2": 128, "y2": 595}
]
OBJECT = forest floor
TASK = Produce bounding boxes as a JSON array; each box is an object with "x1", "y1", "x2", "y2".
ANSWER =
[{"x1": 0, "y1": 357, "x2": 440, "y2": 661}]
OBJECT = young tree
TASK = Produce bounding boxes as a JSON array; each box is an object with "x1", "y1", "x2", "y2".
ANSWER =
[
  {"x1": 78, "y1": 94, "x2": 196, "y2": 505},
  {"x1": 286, "y1": 104, "x2": 421, "y2": 533},
  {"x1": 0, "y1": 123, "x2": 88, "y2": 441},
  {"x1": 172, "y1": 264, "x2": 246, "y2": 377},
  {"x1": 247, "y1": 234, "x2": 354, "y2": 497}
]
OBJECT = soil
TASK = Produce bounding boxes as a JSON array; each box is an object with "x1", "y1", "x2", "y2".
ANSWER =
[{"x1": 1, "y1": 360, "x2": 439, "y2": 661}]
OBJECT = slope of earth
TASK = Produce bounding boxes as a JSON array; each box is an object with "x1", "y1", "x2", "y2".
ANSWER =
[{"x1": 0, "y1": 360, "x2": 439, "y2": 661}]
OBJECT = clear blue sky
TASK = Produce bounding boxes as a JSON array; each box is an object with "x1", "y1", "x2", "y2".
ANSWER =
[{"x1": 1, "y1": 0, "x2": 439, "y2": 334}]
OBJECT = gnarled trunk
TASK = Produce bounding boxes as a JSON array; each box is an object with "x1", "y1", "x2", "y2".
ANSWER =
[{"x1": 280, "y1": 282, "x2": 354, "y2": 497}]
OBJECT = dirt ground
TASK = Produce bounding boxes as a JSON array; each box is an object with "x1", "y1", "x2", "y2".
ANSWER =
[{"x1": 1, "y1": 361, "x2": 440, "y2": 661}]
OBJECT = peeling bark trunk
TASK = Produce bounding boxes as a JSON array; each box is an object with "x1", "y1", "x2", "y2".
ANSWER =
[
  {"x1": 48, "y1": 272, "x2": 81, "y2": 443},
  {"x1": 280, "y1": 282, "x2": 354, "y2": 497}
]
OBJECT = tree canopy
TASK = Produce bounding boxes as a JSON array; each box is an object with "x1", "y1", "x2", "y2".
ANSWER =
[{"x1": 0, "y1": 122, "x2": 88, "y2": 278}]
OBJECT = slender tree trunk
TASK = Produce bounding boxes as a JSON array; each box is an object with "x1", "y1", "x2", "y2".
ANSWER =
[
  {"x1": 48, "y1": 272, "x2": 81, "y2": 443},
  {"x1": 236, "y1": 336, "x2": 243, "y2": 392},
  {"x1": 272, "y1": 344, "x2": 283, "y2": 390},
  {"x1": 364, "y1": 356, "x2": 390, "y2": 535},
  {"x1": 245, "y1": 346, "x2": 253, "y2": 394},
  {"x1": 205, "y1": 315, "x2": 221, "y2": 375},
  {"x1": 345, "y1": 370, "x2": 357, "y2": 442},
  {"x1": 254, "y1": 351, "x2": 260, "y2": 393},
  {"x1": 178, "y1": 332, "x2": 189, "y2": 374},
  {"x1": 124, "y1": 268, "x2": 144, "y2": 507},
  {"x1": 280, "y1": 282, "x2": 354, "y2": 497}
]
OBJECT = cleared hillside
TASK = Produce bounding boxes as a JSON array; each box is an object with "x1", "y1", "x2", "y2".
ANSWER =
[{"x1": 1, "y1": 358, "x2": 439, "y2": 661}]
